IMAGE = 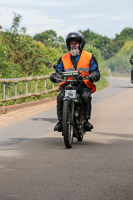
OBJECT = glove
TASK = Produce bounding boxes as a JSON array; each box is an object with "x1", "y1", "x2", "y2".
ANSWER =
[
  {"x1": 50, "y1": 73, "x2": 59, "y2": 83},
  {"x1": 130, "y1": 54, "x2": 133, "y2": 65},
  {"x1": 56, "y1": 73, "x2": 63, "y2": 80},
  {"x1": 88, "y1": 71, "x2": 100, "y2": 82},
  {"x1": 50, "y1": 73, "x2": 63, "y2": 83}
]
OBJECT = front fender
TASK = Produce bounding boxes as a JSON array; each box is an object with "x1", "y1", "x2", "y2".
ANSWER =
[{"x1": 63, "y1": 96, "x2": 71, "y2": 101}]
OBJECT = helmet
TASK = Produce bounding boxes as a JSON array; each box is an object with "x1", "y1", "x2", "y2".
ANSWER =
[{"x1": 66, "y1": 32, "x2": 85, "y2": 51}]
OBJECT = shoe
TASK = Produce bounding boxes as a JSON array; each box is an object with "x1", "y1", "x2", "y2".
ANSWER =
[
  {"x1": 54, "y1": 121, "x2": 62, "y2": 132},
  {"x1": 84, "y1": 121, "x2": 93, "y2": 131}
]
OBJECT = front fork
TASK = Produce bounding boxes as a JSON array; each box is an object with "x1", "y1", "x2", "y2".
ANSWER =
[{"x1": 63, "y1": 96, "x2": 75, "y2": 125}]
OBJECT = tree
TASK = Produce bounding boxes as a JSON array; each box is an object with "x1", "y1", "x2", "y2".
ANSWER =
[
  {"x1": 118, "y1": 40, "x2": 133, "y2": 56},
  {"x1": 80, "y1": 29, "x2": 111, "y2": 59},
  {"x1": 115, "y1": 27, "x2": 133, "y2": 42},
  {"x1": 9, "y1": 12, "x2": 27, "y2": 35},
  {"x1": 84, "y1": 44, "x2": 101, "y2": 66}
]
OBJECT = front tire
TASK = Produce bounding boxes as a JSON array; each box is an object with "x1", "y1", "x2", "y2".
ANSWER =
[{"x1": 63, "y1": 100, "x2": 73, "y2": 149}]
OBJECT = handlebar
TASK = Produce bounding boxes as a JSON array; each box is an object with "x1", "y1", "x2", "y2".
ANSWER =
[{"x1": 54, "y1": 71, "x2": 91, "y2": 83}]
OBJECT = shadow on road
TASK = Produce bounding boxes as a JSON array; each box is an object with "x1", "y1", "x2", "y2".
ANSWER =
[
  {"x1": 1, "y1": 135, "x2": 133, "y2": 158},
  {"x1": 113, "y1": 86, "x2": 133, "y2": 89},
  {"x1": 93, "y1": 131, "x2": 133, "y2": 139},
  {"x1": 0, "y1": 136, "x2": 104, "y2": 150},
  {"x1": 31, "y1": 117, "x2": 57, "y2": 123}
]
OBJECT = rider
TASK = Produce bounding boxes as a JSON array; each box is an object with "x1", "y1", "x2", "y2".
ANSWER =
[
  {"x1": 130, "y1": 54, "x2": 133, "y2": 83},
  {"x1": 130, "y1": 54, "x2": 133, "y2": 65},
  {"x1": 50, "y1": 32, "x2": 100, "y2": 132}
]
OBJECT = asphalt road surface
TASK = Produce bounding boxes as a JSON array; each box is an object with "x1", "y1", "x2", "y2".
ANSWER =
[{"x1": 0, "y1": 77, "x2": 133, "y2": 200}]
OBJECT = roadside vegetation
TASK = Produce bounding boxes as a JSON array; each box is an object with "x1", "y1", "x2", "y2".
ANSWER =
[{"x1": 0, "y1": 13, "x2": 133, "y2": 106}]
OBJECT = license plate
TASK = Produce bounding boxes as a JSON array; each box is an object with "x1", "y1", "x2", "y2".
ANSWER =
[{"x1": 65, "y1": 90, "x2": 76, "y2": 98}]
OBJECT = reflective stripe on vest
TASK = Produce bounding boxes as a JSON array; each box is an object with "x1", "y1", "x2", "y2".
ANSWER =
[{"x1": 59, "y1": 50, "x2": 96, "y2": 93}]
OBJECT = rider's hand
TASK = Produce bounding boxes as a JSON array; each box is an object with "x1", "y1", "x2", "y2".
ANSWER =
[
  {"x1": 56, "y1": 73, "x2": 63, "y2": 80},
  {"x1": 88, "y1": 71, "x2": 100, "y2": 82},
  {"x1": 50, "y1": 73, "x2": 61, "y2": 83}
]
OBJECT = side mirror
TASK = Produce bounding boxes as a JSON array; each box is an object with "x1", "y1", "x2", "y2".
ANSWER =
[{"x1": 46, "y1": 62, "x2": 52, "y2": 68}]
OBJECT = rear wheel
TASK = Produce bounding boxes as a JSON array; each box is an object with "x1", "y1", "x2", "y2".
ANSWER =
[
  {"x1": 77, "y1": 133, "x2": 83, "y2": 142},
  {"x1": 131, "y1": 67, "x2": 133, "y2": 83},
  {"x1": 63, "y1": 100, "x2": 73, "y2": 149},
  {"x1": 77, "y1": 109, "x2": 84, "y2": 142}
]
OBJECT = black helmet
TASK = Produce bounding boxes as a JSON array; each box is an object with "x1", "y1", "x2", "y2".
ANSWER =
[{"x1": 66, "y1": 32, "x2": 85, "y2": 51}]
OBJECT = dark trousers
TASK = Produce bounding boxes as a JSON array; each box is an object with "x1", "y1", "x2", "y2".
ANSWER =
[{"x1": 57, "y1": 87, "x2": 92, "y2": 121}]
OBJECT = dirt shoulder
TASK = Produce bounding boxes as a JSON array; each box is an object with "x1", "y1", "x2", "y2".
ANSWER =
[{"x1": 0, "y1": 97, "x2": 57, "y2": 130}]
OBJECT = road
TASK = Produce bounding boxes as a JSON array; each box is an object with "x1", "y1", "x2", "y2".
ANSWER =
[{"x1": 0, "y1": 77, "x2": 133, "y2": 200}]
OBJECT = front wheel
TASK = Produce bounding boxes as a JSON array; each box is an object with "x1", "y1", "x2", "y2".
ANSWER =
[{"x1": 63, "y1": 100, "x2": 74, "y2": 149}]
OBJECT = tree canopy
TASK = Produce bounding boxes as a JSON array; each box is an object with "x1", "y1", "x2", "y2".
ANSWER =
[{"x1": 1, "y1": 12, "x2": 133, "y2": 78}]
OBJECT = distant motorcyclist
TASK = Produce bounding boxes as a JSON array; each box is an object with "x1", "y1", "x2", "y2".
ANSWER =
[
  {"x1": 130, "y1": 54, "x2": 133, "y2": 83},
  {"x1": 130, "y1": 54, "x2": 133, "y2": 65},
  {"x1": 50, "y1": 32, "x2": 100, "y2": 132}
]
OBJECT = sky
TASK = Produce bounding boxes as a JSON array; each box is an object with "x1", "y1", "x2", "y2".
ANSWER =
[{"x1": 0, "y1": 0, "x2": 133, "y2": 39}]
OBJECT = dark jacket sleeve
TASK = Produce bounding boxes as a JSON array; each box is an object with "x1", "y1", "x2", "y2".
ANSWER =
[
  {"x1": 56, "y1": 57, "x2": 64, "y2": 73},
  {"x1": 89, "y1": 54, "x2": 100, "y2": 82}
]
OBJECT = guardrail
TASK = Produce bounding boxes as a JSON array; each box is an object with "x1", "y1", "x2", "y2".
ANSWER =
[{"x1": 0, "y1": 75, "x2": 59, "y2": 107}]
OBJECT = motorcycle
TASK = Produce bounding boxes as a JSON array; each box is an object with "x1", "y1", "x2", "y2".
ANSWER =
[
  {"x1": 130, "y1": 55, "x2": 133, "y2": 83},
  {"x1": 131, "y1": 67, "x2": 133, "y2": 84},
  {"x1": 54, "y1": 70, "x2": 91, "y2": 149}
]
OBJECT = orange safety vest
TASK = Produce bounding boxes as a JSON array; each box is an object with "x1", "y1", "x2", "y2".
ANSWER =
[{"x1": 59, "y1": 50, "x2": 96, "y2": 93}]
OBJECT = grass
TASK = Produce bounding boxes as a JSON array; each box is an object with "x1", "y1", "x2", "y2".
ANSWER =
[{"x1": 96, "y1": 76, "x2": 109, "y2": 92}]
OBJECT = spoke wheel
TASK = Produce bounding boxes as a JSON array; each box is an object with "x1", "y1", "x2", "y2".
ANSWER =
[
  {"x1": 77, "y1": 110, "x2": 84, "y2": 142},
  {"x1": 63, "y1": 101, "x2": 73, "y2": 149}
]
